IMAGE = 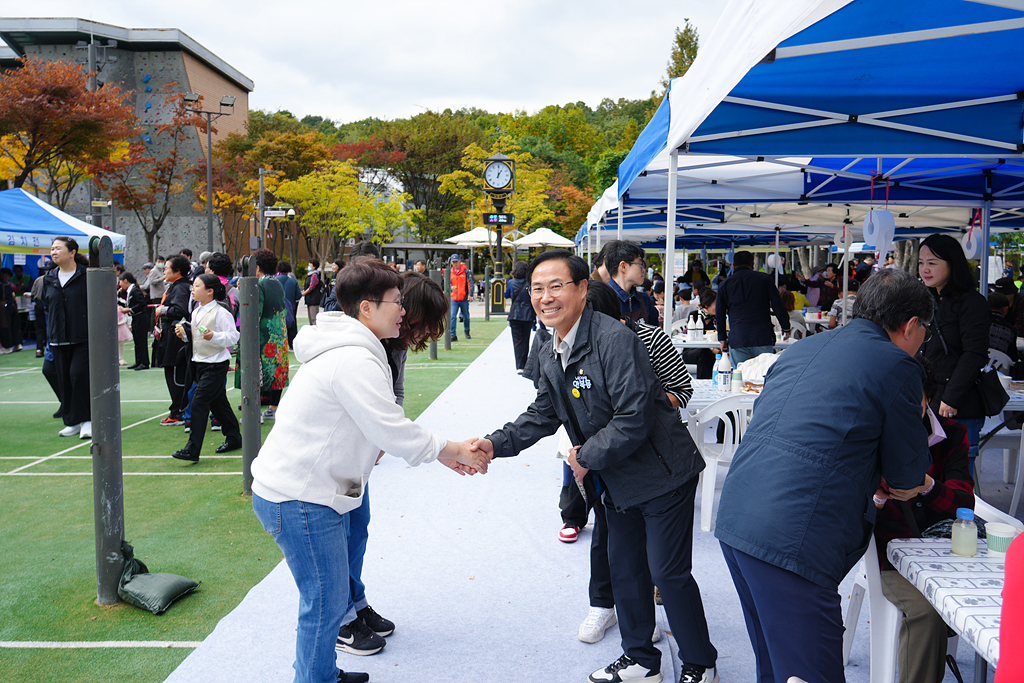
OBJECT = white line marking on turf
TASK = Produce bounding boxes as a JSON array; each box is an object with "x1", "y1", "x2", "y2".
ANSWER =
[
  {"x1": 0, "y1": 368, "x2": 38, "y2": 377},
  {"x1": 3, "y1": 472, "x2": 244, "y2": 476},
  {"x1": 0, "y1": 641, "x2": 202, "y2": 648},
  {"x1": 6, "y1": 412, "x2": 168, "y2": 474},
  {"x1": 0, "y1": 399, "x2": 170, "y2": 404},
  {"x1": 0, "y1": 455, "x2": 242, "y2": 460}
]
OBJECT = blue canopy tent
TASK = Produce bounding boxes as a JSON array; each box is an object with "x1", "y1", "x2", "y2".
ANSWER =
[
  {"x1": 584, "y1": 0, "x2": 1024, "y2": 334},
  {"x1": 0, "y1": 188, "x2": 126, "y2": 279}
]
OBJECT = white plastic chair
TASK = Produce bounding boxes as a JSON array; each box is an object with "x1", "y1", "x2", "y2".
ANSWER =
[
  {"x1": 978, "y1": 416, "x2": 1024, "y2": 518},
  {"x1": 686, "y1": 394, "x2": 751, "y2": 532},
  {"x1": 670, "y1": 318, "x2": 688, "y2": 337},
  {"x1": 988, "y1": 348, "x2": 1014, "y2": 372},
  {"x1": 975, "y1": 494, "x2": 1024, "y2": 526}
]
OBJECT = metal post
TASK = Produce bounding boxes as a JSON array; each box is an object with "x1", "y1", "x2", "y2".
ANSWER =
[
  {"x1": 258, "y1": 170, "x2": 267, "y2": 249},
  {"x1": 665, "y1": 149, "x2": 678, "y2": 338},
  {"x1": 206, "y1": 112, "x2": 215, "y2": 252},
  {"x1": 87, "y1": 236, "x2": 124, "y2": 605},
  {"x1": 443, "y1": 261, "x2": 452, "y2": 350},
  {"x1": 428, "y1": 264, "x2": 442, "y2": 359},
  {"x1": 87, "y1": 41, "x2": 103, "y2": 229},
  {"x1": 238, "y1": 258, "x2": 261, "y2": 494},
  {"x1": 773, "y1": 228, "x2": 781, "y2": 287},
  {"x1": 618, "y1": 196, "x2": 624, "y2": 240},
  {"x1": 484, "y1": 267, "x2": 491, "y2": 322}
]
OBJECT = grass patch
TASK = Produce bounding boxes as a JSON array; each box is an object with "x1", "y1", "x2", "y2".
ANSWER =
[{"x1": 0, "y1": 318, "x2": 506, "y2": 683}]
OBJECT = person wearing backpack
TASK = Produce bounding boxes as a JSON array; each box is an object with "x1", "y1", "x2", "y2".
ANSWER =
[{"x1": 301, "y1": 259, "x2": 325, "y2": 326}]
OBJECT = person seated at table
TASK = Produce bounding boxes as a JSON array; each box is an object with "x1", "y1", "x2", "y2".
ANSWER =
[
  {"x1": 781, "y1": 292, "x2": 807, "y2": 340},
  {"x1": 684, "y1": 288, "x2": 717, "y2": 379},
  {"x1": 872, "y1": 361, "x2": 974, "y2": 683},
  {"x1": 988, "y1": 292, "x2": 1021, "y2": 378},
  {"x1": 673, "y1": 286, "x2": 697, "y2": 324},
  {"x1": 778, "y1": 279, "x2": 810, "y2": 311},
  {"x1": 828, "y1": 278, "x2": 859, "y2": 328}
]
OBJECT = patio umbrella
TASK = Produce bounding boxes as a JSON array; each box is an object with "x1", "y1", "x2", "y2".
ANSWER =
[{"x1": 512, "y1": 228, "x2": 575, "y2": 249}]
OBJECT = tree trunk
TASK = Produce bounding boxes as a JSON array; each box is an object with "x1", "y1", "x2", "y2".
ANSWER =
[{"x1": 796, "y1": 247, "x2": 811, "y2": 276}]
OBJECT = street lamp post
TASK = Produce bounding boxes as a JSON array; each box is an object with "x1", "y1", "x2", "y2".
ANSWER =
[{"x1": 184, "y1": 93, "x2": 235, "y2": 252}]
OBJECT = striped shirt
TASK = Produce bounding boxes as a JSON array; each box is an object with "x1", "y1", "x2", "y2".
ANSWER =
[{"x1": 630, "y1": 319, "x2": 693, "y2": 409}]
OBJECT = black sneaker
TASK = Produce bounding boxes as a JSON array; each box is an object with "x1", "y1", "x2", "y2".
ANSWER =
[
  {"x1": 357, "y1": 605, "x2": 394, "y2": 637},
  {"x1": 336, "y1": 618, "x2": 385, "y2": 656},
  {"x1": 588, "y1": 654, "x2": 661, "y2": 683},
  {"x1": 465, "y1": 331, "x2": 471, "y2": 339},
  {"x1": 338, "y1": 671, "x2": 369, "y2": 683},
  {"x1": 679, "y1": 665, "x2": 718, "y2": 683}
]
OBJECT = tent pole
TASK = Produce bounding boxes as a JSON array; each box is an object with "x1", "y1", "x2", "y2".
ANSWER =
[
  {"x1": 596, "y1": 220, "x2": 602, "y2": 256},
  {"x1": 842, "y1": 233, "x2": 851, "y2": 325},
  {"x1": 665, "y1": 149, "x2": 678, "y2": 338},
  {"x1": 981, "y1": 201, "x2": 992, "y2": 298},
  {"x1": 618, "y1": 196, "x2": 624, "y2": 240},
  {"x1": 774, "y1": 228, "x2": 780, "y2": 287}
]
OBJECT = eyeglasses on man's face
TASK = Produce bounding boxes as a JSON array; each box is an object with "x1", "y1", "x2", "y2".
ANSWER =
[
  {"x1": 529, "y1": 280, "x2": 580, "y2": 298},
  {"x1": 630, "y1": 258, "x2": 647, "y2": 270},
  {"x1": 369, "y1": 297, "x2": 404, "y2": 307}
]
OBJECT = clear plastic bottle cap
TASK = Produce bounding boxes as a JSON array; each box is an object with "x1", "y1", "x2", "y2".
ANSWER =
[{"x1": 956, "y1": 508, "x2": 975, "y2": 520}]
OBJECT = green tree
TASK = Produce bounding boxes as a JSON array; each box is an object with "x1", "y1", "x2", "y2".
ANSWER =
[
  {"x1": 593, "y1": 149, "x2": 629, "y2": 192},
  {"x1": 660, "y1": 20, "x2": 700, "y2": 91}
]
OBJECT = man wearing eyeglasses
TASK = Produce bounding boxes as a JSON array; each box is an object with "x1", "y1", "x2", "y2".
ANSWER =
[
  {"x1": 603, "y1": 241, "x2": 659, "y2": 326},
  {"x1": 473, "y1": 250, "x2": 720, "y2": 683}
]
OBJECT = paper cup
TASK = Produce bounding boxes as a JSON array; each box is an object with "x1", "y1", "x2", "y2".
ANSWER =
[{"x1": 985, "y1": 522, "x2": 1021, "y2": 557}]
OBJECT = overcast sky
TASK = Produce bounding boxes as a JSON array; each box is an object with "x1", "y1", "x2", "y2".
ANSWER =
[{"x1": 15, "y1": 1, "x2": 725, "y2": 123}]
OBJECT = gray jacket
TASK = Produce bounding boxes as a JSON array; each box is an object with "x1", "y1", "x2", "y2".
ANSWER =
[{"x1": 487, "y1": 305, "x2": 704, "y2": 510}]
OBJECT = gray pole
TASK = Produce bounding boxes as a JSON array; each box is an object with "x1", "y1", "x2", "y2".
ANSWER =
[
  {"x1": 206, "y1": 112, "x2": 215, "y2": 252},
  {"x1": 258, "y1": 170, "x2": 267, "y2": 249},
  {"x1": 239, "y1": 258, "x2": 261, "y2": 494},
  {"x1": 87, "y1": 41, "x2": 103, "y2": 228},
  {"x1": 443, "y1": 261, "x2": 452, "y2": 350},
  {"x1": 428, "y1": 264, "x2": 442, "y2": 360},
  {"x1": 86, "y1": 236, "x2": 124, "y2": 605},
  {"x1": 484, "y1": 266, "x2": 491, "y2": 322}
]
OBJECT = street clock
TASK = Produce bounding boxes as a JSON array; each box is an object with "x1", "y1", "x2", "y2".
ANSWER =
[{"x1": 482, "y1": 152, "x2": 515, "y2": 194}]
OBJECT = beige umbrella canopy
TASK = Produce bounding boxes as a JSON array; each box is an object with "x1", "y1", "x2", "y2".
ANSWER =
[
  {"x1": 512, "y1": 227, "x2": 574, "y2": 249},
  {"x1": 445, "y1": 226, "x2": 519, "y2": 248}
]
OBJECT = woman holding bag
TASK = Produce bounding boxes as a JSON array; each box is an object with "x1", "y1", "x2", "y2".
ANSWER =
[{"x1": 918, "y1": 233, "x2": 990, "y2": 475}]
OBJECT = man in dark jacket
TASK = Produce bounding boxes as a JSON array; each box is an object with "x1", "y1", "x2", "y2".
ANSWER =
[
  {"x1": 714, "y1": 268, "x2": 935, "y2": 683},
  {"x1": 156, "y1": 255, "x2": 192, "y2": 424},
  {"x1": 716, "y1": 250, "x2": 790, "y2": 368},
  {"x1": 120, "y1": 272, "x2": 150, "y2": 370},
  {"x1": 473, "y1": 250, "x2": 719, "y2": 683}
]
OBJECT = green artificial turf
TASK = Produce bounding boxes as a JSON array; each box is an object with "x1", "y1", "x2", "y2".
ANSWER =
[{"x1": 0, "y1": 318, "x2": 507, "y2": 683}]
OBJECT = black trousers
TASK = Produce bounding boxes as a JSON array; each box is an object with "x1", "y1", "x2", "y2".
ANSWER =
[
  {"x1": 42, "y1": 356, "x2": 60, "y2": 404},
  {"x1": 559, "y1": 470, "x2": 628, "y2": 610},
  {"x1": 509, "y1": 320, "x2": 533, "y2": 370},
  {"x1": 0, "y1": 300, "x2": 22, "y2": 348},
  {"x1": 164, "y1": 365, "x2": 188, "y2": 417},
  {"x1": 720, "y1": 542, "x2": 844, "y2": 683},
  {"x1": 53, "y1": 343, "x2": 90, "y2": 426},
  {"x1": 186, "y1": 360, "x2": 240, "y2": 454},
  {"x1": 682, "y1": 348, "x2": 715, "y2": 379},
  {"x1": 34, "y1": 302, "x2": 47, "y2": 348},
  {"x1": 605, "y1": 479, "x2": 717, "y2": 672},
  {"x1": 131, "y1": 323, "x2": 150, "y2": 367}
]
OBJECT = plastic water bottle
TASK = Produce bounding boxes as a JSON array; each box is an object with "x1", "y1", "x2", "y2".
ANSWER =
[
  {"x1": 951, "y1": 508, "x2": 978, "y2": 557},
  {"x1": 693, "y1": 314, "x2": 704, "y2": 342},
  {"x1": 712, "y1": 353, "x2": 721, "y2": 384},
  {"x1": 717, "y1": 353, "x2": 732, "y2": 389}
]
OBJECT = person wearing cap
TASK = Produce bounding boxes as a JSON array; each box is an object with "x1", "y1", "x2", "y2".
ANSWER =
[
  {"x1": 991, "y1": 276, "x2": 1024, "y2": 337},
  {"x1": 448, "y1": 254, "x2": 471, "y2": 341}
]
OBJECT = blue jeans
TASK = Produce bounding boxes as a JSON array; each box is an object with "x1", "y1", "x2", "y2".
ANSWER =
[
  {"x1": 729, "y1": 345, "x2": 776, "y2": 369},
  {"x1": 450, "y1": 299, "x2": 470, "y2": 337},
  {"x1": 341, "y1": 484, "x2": 370, "y2": 625},
  {"x1": 253, "y1": 494, "x2": 348, "y2": 683}
]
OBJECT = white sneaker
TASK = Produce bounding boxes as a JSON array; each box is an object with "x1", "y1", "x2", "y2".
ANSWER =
[
  {"x1": 579, "y1": 606, "x2": 617, "y2": 643},
  {"x1": 58, "y1": 423, "x2": 82, "y2": 437},
  {"x1": 652, "y1": 625, "x2": 661, "y2": 643},
  {"x1": 588, "y1": 654, "x2": 661, "y2": 683},
  {"x1": 79, "y1": 421, "x2": 92, "y2": 439}
]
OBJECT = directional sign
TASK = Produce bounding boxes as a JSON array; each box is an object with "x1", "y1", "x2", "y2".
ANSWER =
[
  {"x1": 264, "y1": 210, "x2": 287, "y2": 217},
  {"x1": 91, "y1": 200, "x2": 111, "y2": 208}
]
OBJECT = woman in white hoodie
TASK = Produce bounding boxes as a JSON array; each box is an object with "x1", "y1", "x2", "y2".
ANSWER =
[{"x1": 251, "y1": 258, "x2": 488, "y2": 683}]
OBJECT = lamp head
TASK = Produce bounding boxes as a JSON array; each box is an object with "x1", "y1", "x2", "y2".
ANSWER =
[
  {"x1": 220, "y1": 95, "x2": 236, "y2": 108},
  {"x1": 182, "y1": 92, "x2": 200, "y2": 103}
]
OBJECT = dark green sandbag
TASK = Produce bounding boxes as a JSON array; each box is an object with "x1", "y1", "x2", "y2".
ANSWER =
[{"x1": 117, "y1": 541, "x2": 200, "y2": 615}]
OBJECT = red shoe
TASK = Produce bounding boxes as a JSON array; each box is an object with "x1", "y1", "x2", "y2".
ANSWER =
[
  {"x1": 559, "y1": 523, "x2": 580, "y2": 543},
  {"x1": 160, "y1": 416, "x2": 186, "y2": 426}
]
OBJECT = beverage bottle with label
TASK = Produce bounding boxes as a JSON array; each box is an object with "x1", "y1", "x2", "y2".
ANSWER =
[
  {"x1": 951, "y1": 507, "x2": 978, "y2": 556},
  {"x1": 693, "y1": 314, "x2": 704, "y2": 341},
  {"x1": 731, "y1": 368, "x2": 743, "y2": 393},
  {"x1": 712, "y1": 353, "x2": 721, "y2": 384},
  {"x1": 717, "y1": 352, "x2": 732, "y2": 388}
]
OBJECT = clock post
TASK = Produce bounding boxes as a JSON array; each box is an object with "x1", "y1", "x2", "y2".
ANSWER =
[{"x1": 481, "y1": 152, "x2": 515, "y2": 315}]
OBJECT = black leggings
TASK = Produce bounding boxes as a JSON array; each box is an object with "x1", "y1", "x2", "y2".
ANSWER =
[{"x1": 53, "y1": 343, "x2": 90, "y2": 426}]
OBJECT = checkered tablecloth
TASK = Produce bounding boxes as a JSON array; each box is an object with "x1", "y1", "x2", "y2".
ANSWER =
[{"x1": 887, "y1": 537, "x2": 1004, "y2": 667}]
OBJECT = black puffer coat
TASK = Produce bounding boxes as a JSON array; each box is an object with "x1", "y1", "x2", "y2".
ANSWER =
[
  {"x1": 43, "y1": 264, "x2": 89, "y2": 345},
  {"x1": 922, "y1": 287, "x2": 989, "y2": 420}
]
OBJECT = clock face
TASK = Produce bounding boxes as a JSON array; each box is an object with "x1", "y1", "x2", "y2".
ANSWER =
[{"x1": 484, "y1": 161, "x2": 512, "y2": 189}]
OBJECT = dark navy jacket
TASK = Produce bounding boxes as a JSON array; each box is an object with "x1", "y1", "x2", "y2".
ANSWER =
[
  {"x1": 716, "y1": 266, "x2": 790, "y2": 348},
  {"x1": 714, "y1": 319, "x2": 932, "y2": 589},
  {"x1": 487, "y1": 304, "x2": 704, "y2": 510}
]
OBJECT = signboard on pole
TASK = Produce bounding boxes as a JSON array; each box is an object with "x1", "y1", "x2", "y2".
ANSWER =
[{"x1": 264, "y1": 210, "x2": 287, "y2": 217}]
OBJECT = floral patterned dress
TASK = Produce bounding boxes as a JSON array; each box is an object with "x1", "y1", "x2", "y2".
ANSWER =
[{"x1": 236, "y1": 276, "x2": 290, "y2": 396}]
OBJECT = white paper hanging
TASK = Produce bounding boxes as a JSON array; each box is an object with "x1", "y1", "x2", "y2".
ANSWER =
[
  {"x1": 961, "y1": 230, "x2": 983, "y2": 260},
  {"x1": 863, "y1": 209, "x2": 896, "y2": 255}
]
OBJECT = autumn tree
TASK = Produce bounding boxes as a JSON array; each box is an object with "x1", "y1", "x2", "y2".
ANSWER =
[
  {"x1": 91, "y1": 87, "x2": 206, "y2": 260},
  {"x1": 661, "y1": 21, "x2": 700, "y2": 91},
  {"x1": 0, "y1": 56, "x2": 136, "y2": 191},
  {"x1": 333, "y1": 136, "x2": 407, "y2": 196}
]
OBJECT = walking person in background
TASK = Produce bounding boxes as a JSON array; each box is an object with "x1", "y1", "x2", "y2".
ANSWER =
[
  {"x1": 120, "y1": 272, "x2": 150, "y2": 370},
  {"x1": 42, "y1": 237, "x2": 91, "y2": 439},
  {"x1": 506, "y1": 260, "x2": 535, "y2": 373},
  {"x1": 917, "y1": 233, "x2": 990, "y2": 475},
  {"x1": 277, "y1": 260, "x2": 302, "y2": 347},
  {"x1": 156, "y1": 255, "x2": 192, "y2": 426},
  {"x1": 448, "y1": 254, "x2": 471, "y2": 341},
  {"x1": 170, "y1": 274, "x2": 242, "y2": 462},
  {"x1": 30, "y1": 264, "x2": 49, "y2": 357},
  {"x1": 0, "y1": 268, "x2": 23, "y2": 354},
  {"x1": 301, "y1": 259, "x2": 323, "y2": 326}
]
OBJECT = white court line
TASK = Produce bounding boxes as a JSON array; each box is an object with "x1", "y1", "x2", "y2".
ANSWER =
[
  {"x1": 0, "y1": 454, "x2": 242, "y2": 459},
  {"x1": 0, "y1": 399, "x2": 170, "y2": 404},
  {"x1": 3, "y1": 472, "x2": 244, "y2": 476},
  {"x1": 0, "y1": 641, "x2": 202, "y2": 649},
  {"x1": 0, "y1": 368, "x2": 38, "y2": 378},
  {"x1": 6, "y1": 412, "x2": 168, "y2": 474}
]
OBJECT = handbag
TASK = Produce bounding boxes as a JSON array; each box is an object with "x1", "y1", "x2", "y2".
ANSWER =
[{"x1": 976, "y1": 365, "x2": 1010, "y2": 416}]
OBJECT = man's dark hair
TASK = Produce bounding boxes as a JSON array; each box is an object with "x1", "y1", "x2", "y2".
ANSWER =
[
  {"x1": 310, "y1": 258, "x2": 321, "y2": 269},
  {"x1": 349, "y1": 241, "x2": 380, "y2": 261},
  {"x1": 251, "y1": 249, "x2": 278, "y2": 277},
  {"x1": 336, "y1": 258, "x2": 402, "y2": 318},
  {"x1": 277, "y1": 259, "x2": 292, "y2": 274},
  {"x1": 155, "y1": 255, "x2": 165, "y2": 262},
  {"x1": 207, "y1": 253, "x2": 233, "y2": 278},
  {"x1": 511, "y1": 260, "x2": 529, "y2": 279},
  {"x1": 587, "y1": 280, "x2": 622, "y2": 319},
  {"x1": 12, "y1": 264, "x2": 22, "y2": 272},
  {"x1": 733, "y1": 251, "x2": 755, "y2": 268},
  {"x1": 602, "y1": 240, "x2": 646, "y2": 275},
  {"x1": 990, "y1": 291, "x2": 1010, "y2": 310},
  {"x1": 119, "y1": 272, "x2": 136, "y2": 285},
  {"x1": 592, "y1": 244, "x2": 608, "y2": 270},
  {"x1": 167, "y1": 254, "x2": 191, "y2": 277},
  {"x1": 698, "y1": 287, "x2": 716, "y2": 307},
  {"x1": 414, "y1": 259, "x2": 426, "y2": 268},
  {"x1": 920, "y1": 234, "x2": 978, "y2": 295},
  {"x1": 527, "y1": 250, "x2": 590, "y2": 285},
  {"x1": 847, "y1": 279, "x2": 860, "y2": 292},
  {"x1": 677, "y1": 288, "x2": 692, "y2": 302},
  {"x1": 392, "y1": 272, "x2": 448, "y2": 352},
  {"x1": 852, "y1": 268, "x2": 934, "y2": 332},
  {"x1": 180, "y1": 248, "x2": 193, "y2": 259}
]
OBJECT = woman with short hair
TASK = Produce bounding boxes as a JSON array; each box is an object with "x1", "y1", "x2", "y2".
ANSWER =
[{"x1": 251, "y1": 258, "x2": 488, "y2": 683}]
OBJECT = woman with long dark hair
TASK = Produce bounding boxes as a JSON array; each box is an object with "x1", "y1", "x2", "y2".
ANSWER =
[
  {"x1": 506, "y1": 260, "x2": 536, "y2": 373},
  {"x1": 918, "y1": 233, "x2": 990, "y2": 474},
  {"x1": 43, "y1": 236, "x2": 91, "y2": 438},
  {"x1": 171, "y1": 274, "x2": 242, "y2": 462}
]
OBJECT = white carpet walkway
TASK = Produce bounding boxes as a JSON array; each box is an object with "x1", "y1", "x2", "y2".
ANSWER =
[{"x1": 165, "y1": 328, "x2": 985, "y2": 683}]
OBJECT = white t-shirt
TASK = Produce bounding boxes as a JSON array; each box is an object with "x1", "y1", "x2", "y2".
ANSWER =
[{"x1": 57, "y1": 269, "x2": 75, "y2": 287}]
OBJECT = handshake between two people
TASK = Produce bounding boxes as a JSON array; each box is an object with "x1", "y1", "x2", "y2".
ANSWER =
[{"x1": 437, "y1": 437, "x2": 497, "y2": 476}]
